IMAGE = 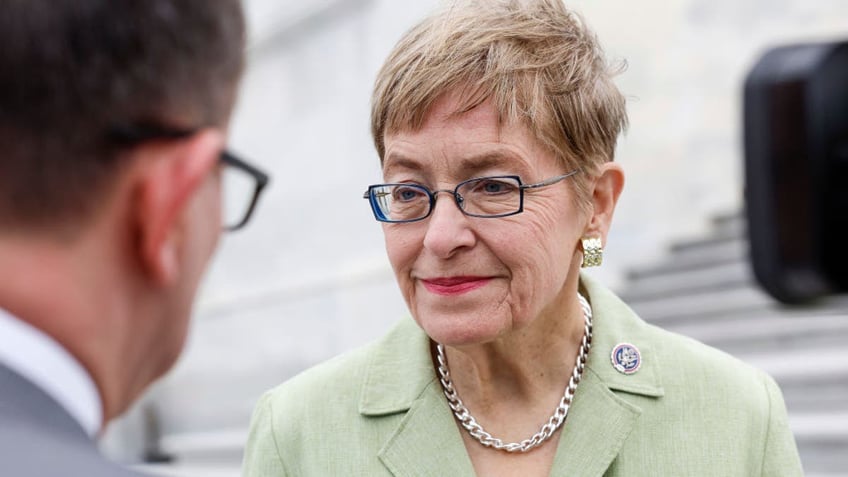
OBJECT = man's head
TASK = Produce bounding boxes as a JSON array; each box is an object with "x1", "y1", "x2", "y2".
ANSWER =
[
  {"x1": 0, "y1": 0, "x2": 250, "y2": 421},
  {"x1": 0, "y1": 0, "x2": 245, "y2": 233}
]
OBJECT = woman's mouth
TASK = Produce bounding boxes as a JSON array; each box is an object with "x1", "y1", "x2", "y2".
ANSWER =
[{"x1": 420, "y1": 276, "x2": 491, "y2": 296}]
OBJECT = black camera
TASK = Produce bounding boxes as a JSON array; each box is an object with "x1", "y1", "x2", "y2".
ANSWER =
[{"x1": 744, "y1": 40, "x2": 848, "y2": 304}]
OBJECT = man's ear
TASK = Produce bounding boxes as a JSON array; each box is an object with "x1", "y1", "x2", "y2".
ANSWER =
[
  {"x1": 132, "y1": 129, "x2": 224, "y2": 286},
  {"x1": 584, "y1": 162, "x2": 625, "y2": 244}
]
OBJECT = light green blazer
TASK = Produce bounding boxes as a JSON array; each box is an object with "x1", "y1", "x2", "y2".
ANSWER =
[{"x1": 243, "y1": 274, "x2": 803, "y2": 476}]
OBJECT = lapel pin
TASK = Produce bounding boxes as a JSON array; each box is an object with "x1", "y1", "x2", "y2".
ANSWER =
[{"x1": 611, "y1": 343, "x2": 641, "y2": 375}]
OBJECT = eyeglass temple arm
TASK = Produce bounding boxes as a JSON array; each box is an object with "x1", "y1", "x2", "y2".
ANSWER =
[
  {"x1": 520, "y1": 170, "x2": 580, "y2": 190},
  {"x1": 220, "y1": 151, "x2": 270, "y2": 186}
]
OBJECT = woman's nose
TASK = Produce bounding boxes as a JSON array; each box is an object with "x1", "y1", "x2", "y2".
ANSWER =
[{"x1": 422, "y1": 193, "x2": 476, "y2": 259}]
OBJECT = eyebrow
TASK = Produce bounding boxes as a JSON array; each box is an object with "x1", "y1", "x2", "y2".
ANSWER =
[
  {"x1": 382, "y1": 154, "x2": 423, "y2": 175},
  {"x1": 383, "y1": 150, "x2": 522, "y2": 177}
]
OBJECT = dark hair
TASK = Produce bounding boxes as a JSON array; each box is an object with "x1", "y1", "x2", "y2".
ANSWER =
[{"x1": 0, "y1": 0, "x2": 246, "y2": 231}]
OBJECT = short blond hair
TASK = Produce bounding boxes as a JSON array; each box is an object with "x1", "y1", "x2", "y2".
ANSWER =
[{"x1": 371, "y1": 0, "x2": 627, "y2": 205}]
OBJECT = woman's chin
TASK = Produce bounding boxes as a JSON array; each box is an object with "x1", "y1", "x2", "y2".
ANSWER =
[{"x1": 414, "y1": 313, "x2": 508, "y2": 347}]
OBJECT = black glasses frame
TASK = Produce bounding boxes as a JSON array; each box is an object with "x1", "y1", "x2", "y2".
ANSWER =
[
  {"x1": 218, "y1": 150, "x2": 270, "y2": 231},
  {"x1": 108, "y1": 124, "x2": 269, "y2": 232},
  {"x1": 362, "y1": 170, "x2": 579, "y2": 223}
]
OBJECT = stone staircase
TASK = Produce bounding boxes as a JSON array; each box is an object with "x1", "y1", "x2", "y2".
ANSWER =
[{"x1": 619, "y1": 213, "x2": 848, "y2": 476}]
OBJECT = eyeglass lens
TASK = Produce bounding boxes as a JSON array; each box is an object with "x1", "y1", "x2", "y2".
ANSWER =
[{"x1": 370, "y1": 176, "x2": 522, "y2": 222}]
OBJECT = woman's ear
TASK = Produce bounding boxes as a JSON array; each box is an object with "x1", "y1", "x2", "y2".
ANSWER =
[{"x1": 584, "y1": 162, "x2": 625, "y2": 244}]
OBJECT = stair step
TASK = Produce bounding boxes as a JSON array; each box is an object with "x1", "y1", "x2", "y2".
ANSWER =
[
  {"x1": 629, "y1": 285, "x2": 775, "y2": 324},
  {"x1": 627, "y1": 238, "x2": 748, "y2": 280},
  {"x1": 791, "y1": 412, "x2": 848, "y2": 441},
  {"x1": 620, "y1": 260, "x2": 752, "y2": 301},
  {"x1": 154, "y1": 428, "x2": 246, "y2": 463},
  {"x1": 670, "y1": 226, "x2": 743, "y2": 253},
  {"x1": 737, "y1": 346, "x2": 848, "y2": 383},
  {"x1": 710, "y1": 211, "x2": 746, "y2": 239},
  {"x1": 791, "y1": 412, "x2": 848, "y2": 475},
  {"x1": 780, "y1": 375, "x2": 848, "y2": 414},
  {"x1": 663, "y1": 313, "x2": 848, "y2": 354},
  {"x1": 136, "y1": 463, "x2": 240, "y2": 477}
]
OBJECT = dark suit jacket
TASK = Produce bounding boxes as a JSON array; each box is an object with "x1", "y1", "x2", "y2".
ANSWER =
[{"x1": 0, "y1": 364, "x2": 148, "y2": 477}]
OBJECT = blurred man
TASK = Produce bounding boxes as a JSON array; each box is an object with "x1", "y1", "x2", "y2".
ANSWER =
[{"x1": 0, "y1": 1, "x2": 267, "y2": 475}]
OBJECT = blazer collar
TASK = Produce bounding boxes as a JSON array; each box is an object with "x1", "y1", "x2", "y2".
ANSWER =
[
  {"x1": 359, "y1": 273, "x2": 665, "y2": 476},
  {"x1": 358, "y1": 317, "x2": 436, "y2": 416},
  {"x1": 378, "y1": 379, "x2": 477, "y2": 475},
  {"x1": 0, "y1": 363, "x2": 90, "y2": 441}
]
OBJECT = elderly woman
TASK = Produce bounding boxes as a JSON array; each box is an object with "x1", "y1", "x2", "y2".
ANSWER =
[{"x1": 244, "y1": 1, "x2": 803, "y2": 475}]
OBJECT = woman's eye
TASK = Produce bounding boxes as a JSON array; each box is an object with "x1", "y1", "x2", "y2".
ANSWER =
[
  {"x1": 477, "y1": 179, "x2": 515, "y2": 195},
  {"x1": 393, "y1": 186, "x2": 425, "y2": 202}
]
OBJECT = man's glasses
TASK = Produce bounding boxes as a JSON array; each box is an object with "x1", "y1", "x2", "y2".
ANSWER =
[
  {"x1": 219, "y1": 150, "x2": 269, "y2": 231},
  {"x1": 109, "y1": 124, "x2": 269, "y2": 232},
  {"x1": 363, "y1": 171, "x2": 578, "y2": 223}
]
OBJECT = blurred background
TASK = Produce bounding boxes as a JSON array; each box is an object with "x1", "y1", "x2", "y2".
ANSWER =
[{"x1": 101, "y1": 1, "x2": 848, "y2": 475}]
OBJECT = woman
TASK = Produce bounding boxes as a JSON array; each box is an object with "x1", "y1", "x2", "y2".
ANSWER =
[{"x1": 244, "y1": 1, "x2": 803, "y2": 475}]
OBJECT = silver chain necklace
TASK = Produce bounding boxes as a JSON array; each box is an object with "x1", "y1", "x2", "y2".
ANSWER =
[{"x1": 436, "y1": 293, "x2": 593, "y2": 453}]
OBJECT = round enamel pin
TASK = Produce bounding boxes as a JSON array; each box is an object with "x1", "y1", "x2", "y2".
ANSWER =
[{"x1": 611, "y1": 343, "x2": 641, "y2": 375}]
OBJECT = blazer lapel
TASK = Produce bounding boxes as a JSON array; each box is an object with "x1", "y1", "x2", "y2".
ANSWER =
[
  {"x1": 378, "y1": 380, "x2": 476, "y2": 476},
  {"x1": 359, "y1": 319, "x2": 476, "y2": 477},
  {"x1": 550, "y1": 368, "x2": 642, "y2": 475}
]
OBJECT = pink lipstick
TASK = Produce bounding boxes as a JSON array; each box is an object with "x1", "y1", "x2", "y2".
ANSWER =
[{"x1": 421, "y1": 277, "x2": 491, "y2": 296}]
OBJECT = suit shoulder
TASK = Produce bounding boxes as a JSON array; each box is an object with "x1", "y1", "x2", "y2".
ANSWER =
[
  {"x1": 0, "y1": 418, "x2": 150, "y2": 477},
  {"x1": 647, "y1": 323, "x2": 761, "y2": 374},
  {"x1": 641, "y1": 323, "x2": 778, "y2": 406},
  {"x1": 261, "y1": 317, "x2": 425, "y2": 409}
]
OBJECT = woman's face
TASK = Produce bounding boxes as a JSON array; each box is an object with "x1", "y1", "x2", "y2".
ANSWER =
[{"x1": 381, "y1": 93, "x2": 592, "y2": 347}]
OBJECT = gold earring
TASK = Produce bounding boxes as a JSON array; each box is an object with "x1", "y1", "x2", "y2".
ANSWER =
[{"x1": 581, "y1": 237, "x2": 603, "y2": 268}]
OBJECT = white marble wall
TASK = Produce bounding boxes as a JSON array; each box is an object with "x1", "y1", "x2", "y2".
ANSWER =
[
  {"x1": 570, "y1": 0, "x2": 848, "y2": 287},
  {"x1": 103, "y1": 0, "x2": 848, "y2": 472}
]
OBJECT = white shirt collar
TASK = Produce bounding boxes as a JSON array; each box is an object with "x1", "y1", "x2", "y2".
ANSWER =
[{"x1": 0, "y1": 307, "x2": 103, "y2": 437}]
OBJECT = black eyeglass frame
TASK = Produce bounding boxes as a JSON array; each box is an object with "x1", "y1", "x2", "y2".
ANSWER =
[
  {"x1": 108, "y1": 124, "x2": 269, "y2": 232},
  {"x1": 362, "y1": 170, "x2": 579, "y2": 223},
  {"x1": 218, "y1": 150, "x2": 270, "y2": 231}
]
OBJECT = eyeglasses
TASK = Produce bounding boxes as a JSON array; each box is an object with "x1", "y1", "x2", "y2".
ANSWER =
[
  {"x1": 218, "y1": 150, "x2": 270, "y2": 231},
  {"x1": 108, "y1": 124, "x2": 269, "y2": 232},
  {"x1": 362, "y1": 171, "x2": 578, "y2": 223}
]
